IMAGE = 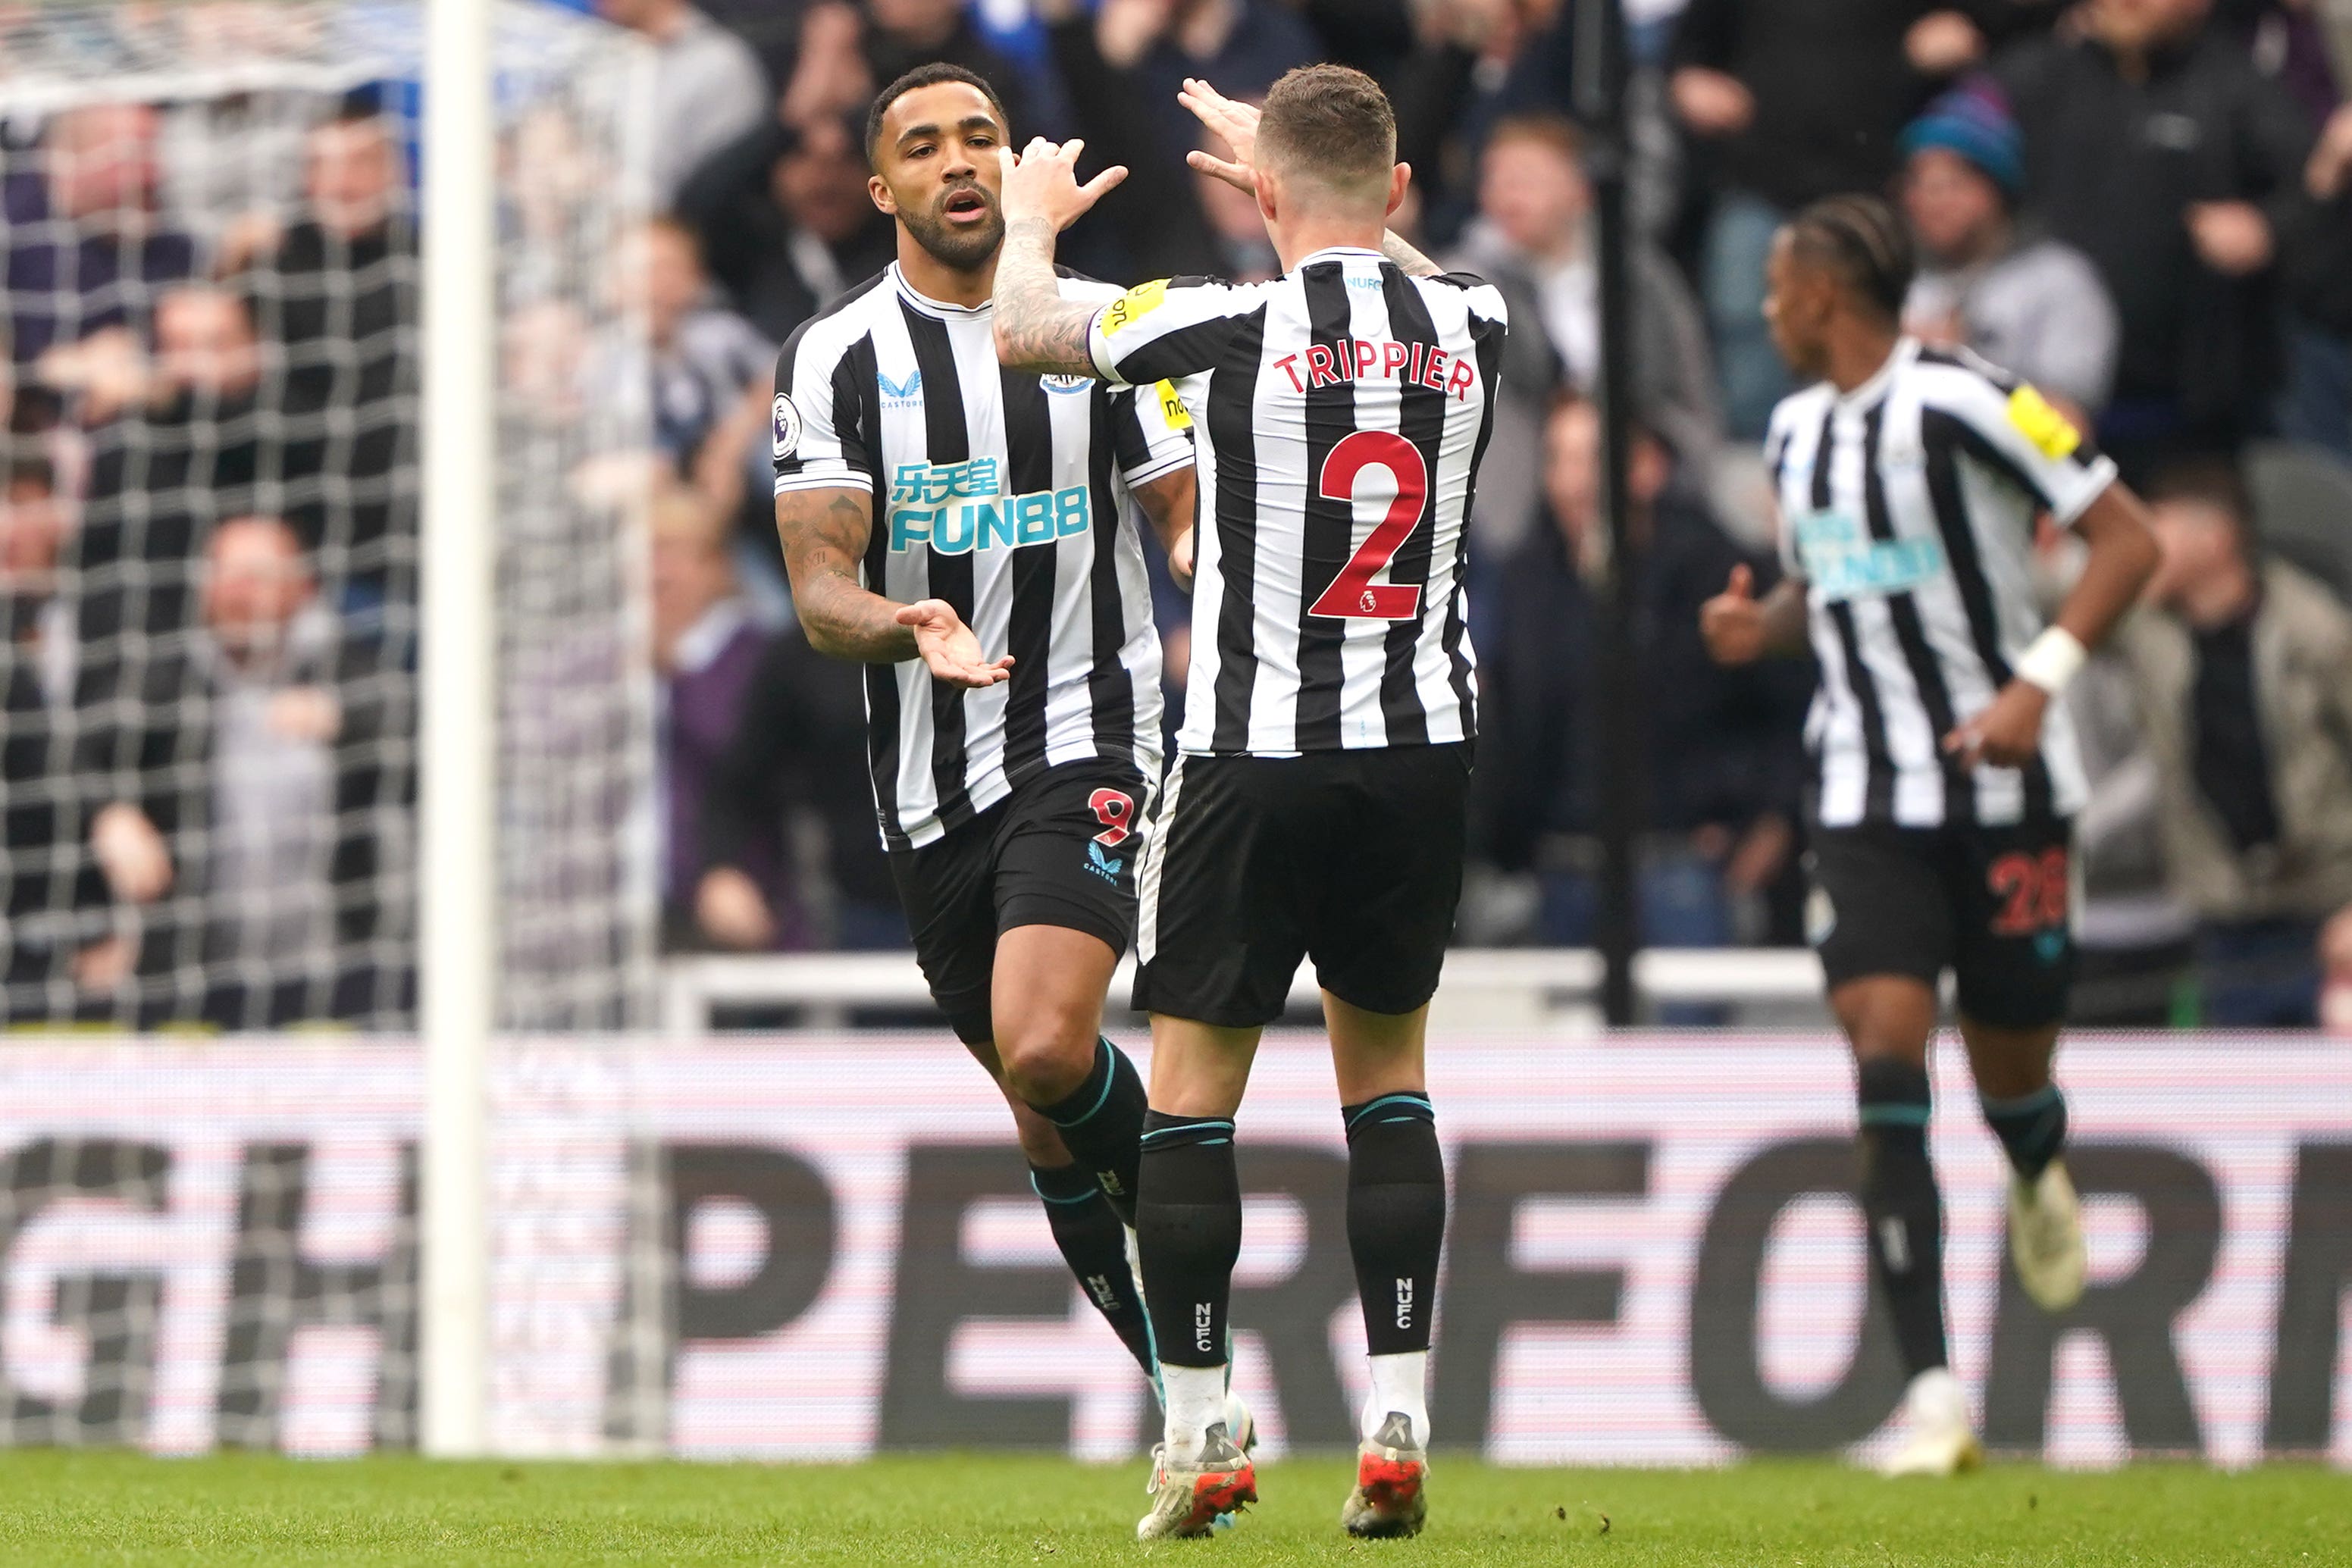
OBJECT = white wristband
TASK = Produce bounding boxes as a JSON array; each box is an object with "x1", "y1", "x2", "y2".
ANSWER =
[{"x1": 2013, "y1": 627, "x2": 2087, "y2": 695}]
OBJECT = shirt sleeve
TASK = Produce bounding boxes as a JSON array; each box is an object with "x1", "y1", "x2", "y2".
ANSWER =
[
  {"x1": 1055, "y1": 275, "x2": 1123, "y2": 309},
  {"x1": 1110, "y1": 375, "x2": 1197, "y2": 490},
  {"x1": 1937, "y1": 363, "x2": 2118, "y2": 527},
  {"x1": 771, "y1": 323, "x2": 873, "y2": 496},
  {"x1": 1427, "y1": 271, "x2": 1511, "y2": 330},
  {"x1": 1087, "y1": 276, "x2": 1264, "y2": 387}
]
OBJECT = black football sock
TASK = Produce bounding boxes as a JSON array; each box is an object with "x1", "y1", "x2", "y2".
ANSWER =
[
  {"x1": 1342, "y1": 1092, "x2": 1446, "y2": 1357},
  {"x1": 1857, "y1": 1057, "x2": 1949, "y2": 1378},
  {"x1": 1027, "y1": 1036, "x2": 1148, "y2": 1225},
  {"x1": 1135, "y1": 1111, "x2": 1241, "y2": 1372},
  {"x1": 1981, "y1": 1084, "x2": 2068, "y2": 1182},
  {"x1": 1029, "y1": 1162, "x2": 1154, "y2": 1378}
]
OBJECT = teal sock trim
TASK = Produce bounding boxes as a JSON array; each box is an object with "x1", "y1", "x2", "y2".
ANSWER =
[
  {"x1": 1029, "y1": 1176, "x2": 1101, "y2": 1206},
  {"x1": 1045, "y1": 1038, "x2": 1120, "y2": 1128},
  {"x1": 1140, "y1": 1119, "x2": 1233, "y2": 1144},
  {"x1": 1143, "y1": 1305, "x2": 1164, "y2": 1408},
  {"x1": 1345, "y1": 1091, "x2": 1433, "y2": 1128}
]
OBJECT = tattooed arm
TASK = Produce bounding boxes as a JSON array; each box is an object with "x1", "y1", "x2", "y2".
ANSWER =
[
  {"x1": 993, "y1": 137, "x2": 1130, "y2": 377},
  {"x1": 994, "y1": 214, "x2": 1104, "y2": 378},
  {"x1": 776, "y1": 484, "x2": 1013, "y2": 686},
  {"x1": 776, "y1": 486, "x2": 908, "y2": 660},
  {"x1": 1380, "y1": 228, "x2": 1442, "y2": 279}
]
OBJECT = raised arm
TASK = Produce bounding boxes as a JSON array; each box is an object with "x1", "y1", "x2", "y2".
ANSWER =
[
  {"x1": 776, "y1": 484, "x2": 1013, "y2": 686},
  {"x1": 1038, "y1": 0, "x2": 1222, "y2": 278},
  {"x1": 1380, "y1": 229, "x2": 1443, "y2": 279},
  {"x1": 994, "y1": 137, "x2": 1130, "y2": 378},
  {"x1": 1178, "y1": 77, "x2": 1436, "y2": 276}
]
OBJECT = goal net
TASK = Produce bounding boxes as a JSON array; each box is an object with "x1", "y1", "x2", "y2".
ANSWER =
[
  {"x1": 0, "y1": 0, "x2": 656, "y2": 1036},
  {"x1": 0, "y1": 0, "x2": 654, "y2": 1450}
]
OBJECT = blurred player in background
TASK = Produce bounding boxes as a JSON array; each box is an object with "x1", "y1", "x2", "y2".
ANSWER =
[
  {"x1": 1702, "y1": 194, "x2": 2159, "y2": 1476},
  {"x1": 769, "y1": 64, "x2": 1214, "y2": 1422},
  {"x1": 992, "y1": 66, "x2": 1505, "y2": 1538}
]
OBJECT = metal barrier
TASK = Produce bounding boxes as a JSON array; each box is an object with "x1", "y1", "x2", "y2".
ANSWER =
[{"x1": 656, "y1": 948, "x2": 1834, "y2": 1034}]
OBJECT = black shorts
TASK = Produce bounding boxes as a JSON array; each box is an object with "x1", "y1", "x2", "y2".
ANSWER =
[
  {"x1": 1132, "y1": 743, "x2": 1472, "y2": 1028},
  {"x1": 888, "y1": 760, "x2": 1149, "y2": 1045},
  {"x1": 1808, "y1": 818, "x2": 2078, "y2": 1030}
]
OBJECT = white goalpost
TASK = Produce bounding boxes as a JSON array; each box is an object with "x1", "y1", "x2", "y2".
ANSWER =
[
  {"x1": 418, "y1": 0, "x2": 495, "y2": 1460},
  {"x1": 0, "y1": 0, "x2": 657, "y2": 1455}
]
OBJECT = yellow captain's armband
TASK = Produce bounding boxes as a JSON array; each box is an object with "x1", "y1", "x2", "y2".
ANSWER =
[
  {"x1": 1100, "y1": 279, "x2": 1169, "y2": 337},
  {"x1": 1154, "y1": 380, "x2": 1192, "y2": 430},
  {"x1": 2006, "y1": 383, "x2": 2080, "y2": 460}
]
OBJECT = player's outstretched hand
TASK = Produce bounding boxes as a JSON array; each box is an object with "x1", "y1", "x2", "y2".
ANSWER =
[
  {"x1": 897, "y1": 599, "x2": 1016, "y2": 687},
  {"x1": 1699, "y1": 565, "x2": 1767, "y2": 666},
  {"x1": 1179, "y1": 77, "x2": 1261, "y2": 192},
  {"x1": 1943, "y1": 678, "x2": 2049, "y2": 770},
  {"x1": 997, "y1": 137, "x2": 1127, "y2": 234}
]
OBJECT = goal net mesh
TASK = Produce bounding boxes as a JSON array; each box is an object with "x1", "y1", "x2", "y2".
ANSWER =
[
  {"x1": 0, "y1": 0, "x2": 656, "y2": 1037},
  {"x1": 0, "y1": 0, "x2": 653, "y2": 1449}
]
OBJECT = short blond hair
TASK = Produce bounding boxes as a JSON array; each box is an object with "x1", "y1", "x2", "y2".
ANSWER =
[{"x1": 1257, "y1": 64, "x2": 1395, "y2": 199}]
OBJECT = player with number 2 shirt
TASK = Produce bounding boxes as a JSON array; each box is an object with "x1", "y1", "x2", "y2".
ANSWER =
[{"x1": 992, "y1": 64, "x2": 1505, "y2": 1540}]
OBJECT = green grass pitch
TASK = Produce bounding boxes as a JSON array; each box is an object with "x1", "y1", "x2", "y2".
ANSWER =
[{"x1": 0, "y1": 1451, "x2": 2343, "y2": 1566}]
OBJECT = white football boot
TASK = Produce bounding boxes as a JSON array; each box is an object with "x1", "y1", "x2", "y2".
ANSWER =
[
  {"x1": 1879, "y1": 1368, "x2": 1983, "y2": 1477},
  {"x1": 2009, "y1": 1157, "x2": 2088, "y2": 1313},
  {"x1": 1138, "y1": 1421, "x2": 1257, "y2": 1539},
  {"x1": 1341, "y1": 1410, "x2": 1430, "y2": 1538},
  {"x1": 1127, "y1": 1225, "x2": 1257, "y2": 1532}
]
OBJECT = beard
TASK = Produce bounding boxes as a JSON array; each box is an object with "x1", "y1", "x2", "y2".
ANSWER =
[{"x1": 899, "y1": 184, "x2": 1004, "y2": 272}]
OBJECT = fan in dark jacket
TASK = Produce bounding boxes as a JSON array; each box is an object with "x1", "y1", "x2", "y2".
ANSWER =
[
  {"x1": 1669, "y1": 0, "x2": 1966, "y2": 436},
  {"x1": 672, "y1": 112, "x2": 896, "y2": 347},
  {"x1": 72, "y1": 284, "x2": 269, "y2": 687},
  {"x1": 0, "y1": 453, "x2": 117, "y2": 1017},
  {"x1": 1991, "y1": 0, "x2": 2316, "y2": 475},
  {"x1": 1474, "y1": 395, "x2": 1807, "y2": 950},
  {"x1": 223, "y1": 104, "x2": 420, "y2": 605}
]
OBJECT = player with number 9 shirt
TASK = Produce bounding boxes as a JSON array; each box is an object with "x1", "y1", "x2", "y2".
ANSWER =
[
  {"x1": 990, "y1": 64, "x2": 1506, "y2": 1540},
  {"x1": 769, "y1": 64, "x2": 1216, "y2": 1432}
]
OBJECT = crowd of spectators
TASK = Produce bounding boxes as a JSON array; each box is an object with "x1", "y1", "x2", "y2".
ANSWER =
[
  {"x1": 2, "y1": 77, "x2": 418, "y2": 1028},
  {"x1": 7, "y1": 0, "x2": 2352, "y2": 1030},
  {"x1": 612, "y1": 0, "x2": 2352, "y2": 1028}
]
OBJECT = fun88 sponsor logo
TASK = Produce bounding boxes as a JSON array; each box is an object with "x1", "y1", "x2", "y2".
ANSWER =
[{"x1": 888, "y1": 460, "x2": 1091, "y2": 555}]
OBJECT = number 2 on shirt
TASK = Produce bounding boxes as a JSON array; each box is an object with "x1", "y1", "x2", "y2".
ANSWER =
[{"x1": 1307, "y1": 430, "x2": 1429, "y2": 621}]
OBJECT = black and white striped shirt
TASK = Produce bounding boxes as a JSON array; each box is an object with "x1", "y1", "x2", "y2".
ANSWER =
[
  {"x1": 1768, "y1": 338, "x2": 2116, "y2": 830},
  {"x1": 774, "y1": 266, "x2": 1189, "y2": 850},
  {"x1": 1085, "y1": 249, "x2": 1507, "y2": 756}
]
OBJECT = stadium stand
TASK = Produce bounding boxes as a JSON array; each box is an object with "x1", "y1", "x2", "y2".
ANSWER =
[{"x1": 2, "y1": 0, "x2": 2350, "y2": 1031}]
